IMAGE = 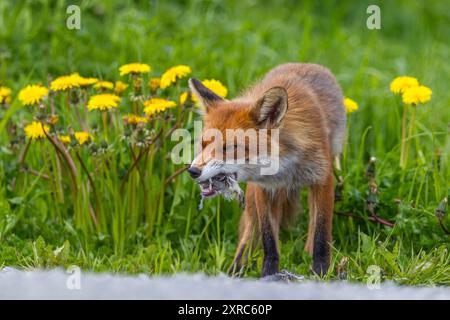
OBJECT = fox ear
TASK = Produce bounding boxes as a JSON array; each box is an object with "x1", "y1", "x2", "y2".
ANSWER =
[
  {"x1": 252, "y1": 87, "x2": 288, "y2": 127},
  {"x1": 189, "y1": 78, "x2": 224, "y2": 111}
]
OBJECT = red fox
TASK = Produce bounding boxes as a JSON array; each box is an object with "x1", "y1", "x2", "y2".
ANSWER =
[{"x1": 188, "y1": 63, "x2": 346, "y2": 277}]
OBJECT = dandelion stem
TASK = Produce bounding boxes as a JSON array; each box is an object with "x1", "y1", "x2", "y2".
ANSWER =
[
  {"x1": 18, "y1": 138, "x2": 32, "y2": 167},
  {"x1": 129, "y1": 143, "x2": 148, "y2": 222},
  {"x1": 164, "y1": 165, "x2": 189, "y2": 187},
  {"x1": 54, "y1": 149, "x2": 64, "y2": 203},
  {"x1": 74, "y1": 99, "x2": 88, "y2": 131},
  {"x1": 120, "y1": 128, "x2": 163, "y2": 192},
  {"x1": 404, "y1": 105, "x2": 417, "y2": 169},
  {"x1": 74, "y1": 150, "x2": 100, "y2": 228},
  {"x1": 66, "y1": 90, "x2": 71, "y2": 112},
  {"x1": 41, "y1": 124, "x2": 78, "y2": 195},
  {"x1": 20, "y1": 166, "x2": 50, "y2": 180},
  {"x1": 41, "y1": 141, "x2": 59, "y2": 214},
  {"x1": 399, "y1": 104, "x2": 408, "y2": 168},
  {"x1": 102, "y1": 112, "x2": 108, "y2": 140},
  {"x1": 83, "y1": 90, "x2": 88, "y2": 115},
  {"x1": 335, "y1": 211, "x2": 394, "y2": 227}
]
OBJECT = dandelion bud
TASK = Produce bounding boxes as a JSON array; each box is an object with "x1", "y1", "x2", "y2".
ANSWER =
[
  {"x1": 133, "y1": 77, "x2": 142, "y2": 91},
  {"x1": 89, "y1": 140, "x2": 109, "y2": 156},
  {"x1": 365, "y1": 157, "x2": 376, "y2": 180},
  {"x1": 90, "y1": 124, "x2": 99, "y2": 134},
  {"x1": 366, "y1": 193, "x2": 378, "y2": 206},
  {"x1": 123, "y1": 126, "x2": 133, "y2": 138},
  {"x1": 36, "y1": 111, "x2": 47, "y2": 121},
  {"x1": 334, "y1": 176, "x2": 344, "y2": 202},
  {"x1": 48, "y1": 114, "x2": 59, "y2": 125},
  {"x1": 88, "y1": 143, "x2": 99, "y2": 155},
  {"x1": 433, "y1": 149, "x2": 442, "y2": 171},
  {"x1": 435, "y1": 198, "x2": 448, "y2": 219}
]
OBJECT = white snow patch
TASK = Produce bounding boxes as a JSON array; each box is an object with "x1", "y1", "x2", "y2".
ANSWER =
[{"x1": 0, "y1": 268, "x2": 448, "y2": 300}]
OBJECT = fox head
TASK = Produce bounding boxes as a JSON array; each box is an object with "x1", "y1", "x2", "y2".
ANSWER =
[{"x1": 188, "y1": 78, "x2": 287, "y2": 185}]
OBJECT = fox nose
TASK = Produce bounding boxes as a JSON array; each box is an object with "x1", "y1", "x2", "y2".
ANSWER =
[{"x1": 188, "y1": 166, "x2": 202, "y2": 179}]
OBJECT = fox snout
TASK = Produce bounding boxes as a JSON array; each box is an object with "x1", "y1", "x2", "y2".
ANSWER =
[{"x1": 187, "y1": 166, "x2": 202, "y2": 179}]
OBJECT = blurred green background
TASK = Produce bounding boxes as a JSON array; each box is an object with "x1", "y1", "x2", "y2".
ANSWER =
[{"x1": 1, "y1": 0, "x2": 449, "y2": 153}]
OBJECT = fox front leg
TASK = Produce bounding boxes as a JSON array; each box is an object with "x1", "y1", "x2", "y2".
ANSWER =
[
  {"x1": 310, "y1": 173, "x2": 334, "y2": 276},
  {"x1": 254, "y1": 188, "x2": 280, "y2": 277},
  {"x1": 228, "y1": 190, "x2": 258, "y2": 277},
  {"x1": 260, "y1": 216, "x2": 279, "y2": 277},
  {"x1": 228, "y1": 220, "x2": 252, "y2": 277},
  {"x1": 230, "y1": 218, "x2": 280, "y2": 278}
]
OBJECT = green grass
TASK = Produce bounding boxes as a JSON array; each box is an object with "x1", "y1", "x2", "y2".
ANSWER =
[{"x1": 0, "y1": 0, "x2": 449, "y2": 285}]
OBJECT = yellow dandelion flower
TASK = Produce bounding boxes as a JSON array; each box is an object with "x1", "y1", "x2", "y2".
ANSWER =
[
  {"x1": 58, "y1": 135, "x2": 71, "y2": 144},
  {"x1": 143, "y1": 98, "x2": 176, "y2": 116},
  {"x1": 191, "y1": 79, "x2": 228, "y2": 104},
  {"x1": 74, "y1": 132, "x2": 92, "y2": 145},
  {"x1": 343, "y1": 97, "x2": 359, "y2": 114},
  {"x1": 78, "y1": 76, "x2": 98, "y2": 87},
  {"x1": 123, "y1": 114, "x2": 148, "y2": 125},
  {"x1": 402, "y1": 85, "x2": 432, "y2": 105},
  {"x1": 24, "y1": 121, "x2": 49, "y2": 140},
  {"x1": 390, "y1": 76, "x2": 419, "y2": 94},
  {"x1": 87, "y1": 93, "x2": 120, "y2": 111},
  {"x1": 94, "y1": 81, "x2": 114, "y2": 90},
  {"x1": 50, "y1": 73, "x2": 82, "y2": 91},
  {"x1": 119, "y1": 63, "x2": 151, "y2": 76},
  {"x1": 114, "y1": 81, "x2": 129, "y2": 95},
  {"x1": 0, "y1": 86, "x2": 12, "y2": 104},
  {"x1": 148, "y1": 78, "x2": 161, "y2": 91},
  {"x1": 160, "y1": 65, "x2": 192, "y2": 89},
  {"x1": 18, "y1": 84, "x2": 49, "y2": 106},
  {"x1": 179, "y1": 92, "x2": 189, "y2": 105}
]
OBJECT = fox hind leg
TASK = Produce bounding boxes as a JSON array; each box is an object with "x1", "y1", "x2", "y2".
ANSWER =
[{"x1": 304, "y1": 190, "x2": 317, "y2": 255}]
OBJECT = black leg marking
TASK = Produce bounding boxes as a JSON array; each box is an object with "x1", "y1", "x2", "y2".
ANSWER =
[
  {"x1": 261, "y1": 218, "x2": 279, "y2": 277},
  {"x1": 312, "y1": 217, "x2": 330, "y2": 276}
]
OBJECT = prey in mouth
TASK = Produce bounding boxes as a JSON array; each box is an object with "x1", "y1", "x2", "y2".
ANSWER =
[{"x1": 197, "y1": 173, "x2": 245, "y2": 210}]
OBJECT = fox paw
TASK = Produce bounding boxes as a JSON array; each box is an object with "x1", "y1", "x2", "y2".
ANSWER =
[
  {"x1": 261, "y1": 270, "x2": 305, "y2": 282},
  {"x1": 312, "y1": 261, "x2": 330, "y2": 277}
]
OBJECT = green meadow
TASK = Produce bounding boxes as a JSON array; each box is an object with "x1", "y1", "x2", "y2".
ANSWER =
[{"x1": 0, "y1": 0, "x2": 449, "y2": 285}]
